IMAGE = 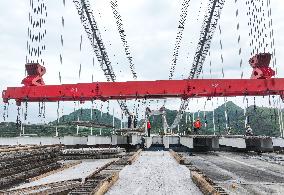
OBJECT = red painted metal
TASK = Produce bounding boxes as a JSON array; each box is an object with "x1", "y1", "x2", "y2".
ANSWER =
[
  {"x1": 250, "y1": 53, "x2": 275, "y2": 79},
  {"x1": 21, "y1": 63, "x2": 46, "y2": 86},
  {"x1": 3, "y1": 78, "x2": 284, "y2": 105}
]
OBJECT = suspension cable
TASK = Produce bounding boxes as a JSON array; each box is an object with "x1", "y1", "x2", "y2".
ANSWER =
[
  {"x1": 90, "y1": 100, "x2": 94, "y2": 135},
  {"x1": 58, "y1": 0, "x2": 65, "y2": 83},
  {"x1": 267, "y1": 0, "x2": 277, "y2": 71},
  {"x1": 234, "y1": 0, "x2": 244, "y2": 78},
  {"x1": 189, "y1": 0, "x2": 226, "y2": 79},
  {"x1": 212, "y1": 99, "x2": 216, "y2": 135},
  {"x1": 110, "y1": 0, "x2": 137, "y2": 79},
  {"x1": 278, "y1": 97, "x2": 284, "y2": 137},
  {"x1": 224, "y1": 97, "x2": 228, "y2": 131},
  {"x1": 246, "y1": 0, "x2": 272, "y2": 55},
  {"x1": 56, "y1": 101, "x2": 60, "y2": 137},
  {"x1": 26, "y1": 0, "x2": 47, "y2": 65},
  {"x1": 73, "y1": 0, "x2": 129, "y2": 115},
  {"x1": 169, "y1": 0, "x2": 191, "y2": 80},
  {"x1": 171, "y1": 0, "x2": 226, "y2": 129}
]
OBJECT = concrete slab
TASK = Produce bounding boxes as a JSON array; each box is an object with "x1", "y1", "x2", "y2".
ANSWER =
[
  {"x1": 272, "y1": 138, "x2": 284, "y2": 148},
  {"x1": 212, "y1": 137, "x2": 219, "y2": 149},
  {"x1": 193, "y1": 137, "x2": 219, "y2": 150},
  {"x1": 14, "y1": 159, "x2": 114, "y2": 189},
  {"x1": 219, "y1": 137, "x2": 246, "y2": 149},
  {"x1": 63, "y1": 136, "x2": 87, "y2": 145},
  {"x1": 168, "y1": 136, "x2": 180, "y2": 145},
  {"x1": 152, "y1": 136, "x2": 163, "y2": 145},
  {"x1": 180, "y1": 137, "x2": 193, "y2": 149},
  {"x1": 87, "y1": 136, "x2": 111, "y2": 145},
  {"x1": 111, "y1": 135, "x2": 128, "y2": 145},
  {"x1": 0, "y1": 137, "x2": 19, "y2": 146},
  {"x1": 163, "y1": 136, "x2": 170, "y2": 149},
  {"x1": 145, "y1": 137, "x2": 152, "y2": 148},
  {"x1": 129, "y1": 134, "x2": 142, "y2": 145},
  {"x1": 245, "y1": 137, "x2": 273, "y2": 152},
  {"x1": 0, "y1": 137, "x2": 61, "y2": 146},
  {"x1": 181, "y1": 136, "x2": 219, "y2": 150}
]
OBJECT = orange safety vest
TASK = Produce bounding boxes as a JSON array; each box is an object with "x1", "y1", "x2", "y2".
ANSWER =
[{"x1": 194, "y1": 121, "x2": 202, "y2": 128}]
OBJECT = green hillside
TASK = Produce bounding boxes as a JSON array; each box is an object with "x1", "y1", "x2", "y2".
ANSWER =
[
  {"x1": 148, "y1": 101, "x2": 281, "y2": 136},
  {"x1": 0, "y1": 109, "x2": 120, "y2": 137},
  {"x1": 0, "y1": 102, "x2": 282, "y2": 137}
]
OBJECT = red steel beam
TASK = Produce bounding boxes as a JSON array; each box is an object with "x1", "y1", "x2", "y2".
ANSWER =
[{"x1": 2, "y1": 78, "x2": 284, "y2": 105}]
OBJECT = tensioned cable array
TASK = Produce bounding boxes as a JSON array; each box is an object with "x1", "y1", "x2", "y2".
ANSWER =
[
  {"x1": 188, "y1": 0, "x2": 226, "y2": 80},
  {"x1": 26, "y1": 0, "x2": 47, "y2": 65},
  {"x1": 234, "y1": 0, "x2": 244, "y2": 79},
  {"x1": 73, "y1": 0, "x2": 115, "y2": 82},
  {"x1": 171, "y1": 0, "x2": 226, "y2": 129},
  {"x1": 169, "y1": 0, "x2": 191, "y2": 80},
  {"x1": 110, "y1": 0, "x2": 137, "y2": 80},
  {"x1": 163, "y1": 0, "x2": 191, "y2": 124},
  {"x1": 73, "y1": 0, "x2": 129, "y2": 115}
]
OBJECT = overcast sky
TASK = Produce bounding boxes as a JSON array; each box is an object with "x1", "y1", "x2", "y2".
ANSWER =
[{"x1": 1, "y1": 0, "x2": 284, "y2": 124}]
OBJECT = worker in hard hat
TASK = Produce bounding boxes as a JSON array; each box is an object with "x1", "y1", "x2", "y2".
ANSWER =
[
  {"x1": 193, "y1": 118, "x2": 202, "y2": 134},
  {"x1": 127, "y1": 114, "x2": 133, "y2": 128},
  {"x1": 147, "y1": 120, "x2": 151, "y2": 137},
  {"x1": 245, "y1": 125, "x2": 253, "y2": 136}
]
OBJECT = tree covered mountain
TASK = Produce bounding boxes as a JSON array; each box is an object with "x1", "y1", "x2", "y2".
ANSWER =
[
  {"x1": 148, "y1": 101, "x2": 281, "y2": 136},
  {"x1": 0, "y1": 101, "x2": 282, "y2": 137}
]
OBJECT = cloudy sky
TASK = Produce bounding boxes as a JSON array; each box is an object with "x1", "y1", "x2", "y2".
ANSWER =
[{"x1": 0, "y1": 0, "x2": 284, "y2": 124}]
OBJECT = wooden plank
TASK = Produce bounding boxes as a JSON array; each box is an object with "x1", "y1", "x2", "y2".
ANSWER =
[
  {"x1": 169, "y1": 149, "x2": 185, "y2": 164},
  {"x1": 191, "y1": 171, "x2": 219, "y2": 195},
  {"x1": 127, "y1": 149, "x2": 142, "y2": 165},
  {"x1": 93, "y1": 172, "x2": 119, "y2": 195},
  {"x1": 86, "y1": 160, "x2": 117, "y2": 179}
]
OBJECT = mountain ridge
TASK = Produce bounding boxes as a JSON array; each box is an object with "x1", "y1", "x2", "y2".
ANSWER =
[{"x1": 0, "y1": 101, "x2": 282, "y2": 137}]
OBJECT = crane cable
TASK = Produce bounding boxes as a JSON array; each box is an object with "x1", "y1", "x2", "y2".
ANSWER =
[
  {"x1": 26, "y1": 0, "x2": 47, "y2": 65},
  {"x1": 234, "y1": 0, "x2": 244, "y2": 78},
  {"x1": 169, "y1": 0, "x2": 191, "y2": 80},
  {"x1": 73, "y1": 0, "x2": 130, "y2": 115},
  {"x1": 59, "y1": 0, "x2": 65, "y2": 83},
  {"x1": 162, "y1": 0, "x2": 191, "y2": 123},
  {"x1": 217, "y1": 23, "x2": 229, "y2": 132},
  {"x1": 277, "y1": 97, "x2": 284, "y2": 137},
  {"x1": 170, "y1": 0, "x2": 226, "y2": 130},
  {"x1": 110, "y1": 0, "x2": 137, "y2": 80}
]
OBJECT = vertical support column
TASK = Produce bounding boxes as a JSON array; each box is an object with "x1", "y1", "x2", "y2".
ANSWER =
[{"x1": 163, "y1": 136, "x2": 170, "y2": 149}]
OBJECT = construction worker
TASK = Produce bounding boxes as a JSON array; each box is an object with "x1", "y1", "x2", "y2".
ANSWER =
[
  {"x1": 245, "y1": 125, "x2": 253, "y2": 136},
  {"x1": 147, "y1": 120, "x2": 151, "y2": 137},
  {"x1": 127, "y1": 114, "x2": 133, "y2": 128},
  {"x1": 193, "y1": 118, "x2": 202, "y2": 134},
  {"x1": 133, "y1": 116, "x2": 138, "y2": 128}
]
